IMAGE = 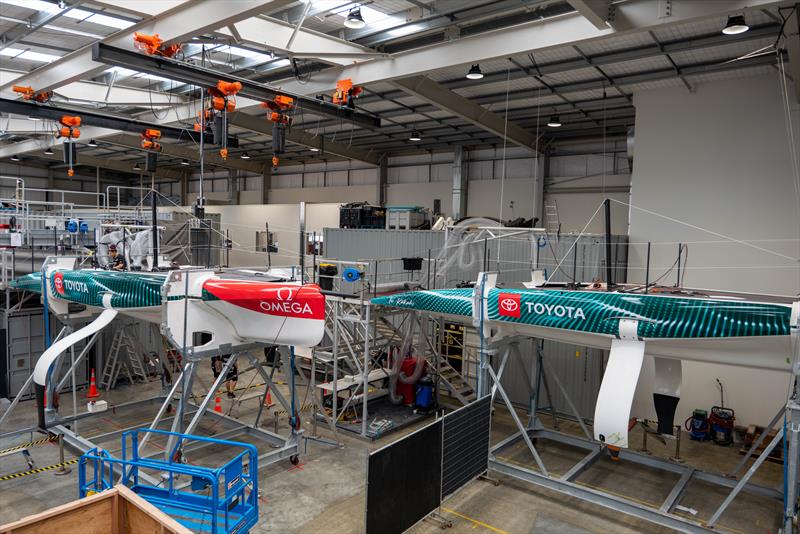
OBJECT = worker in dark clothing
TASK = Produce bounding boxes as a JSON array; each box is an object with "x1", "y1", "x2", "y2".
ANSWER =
[
  {"x1": 108, "y1": 244, "x2": 126, "y2": 271},
  {"x1": 212, "y1": 354, "x2": 238, "y2": 398}
]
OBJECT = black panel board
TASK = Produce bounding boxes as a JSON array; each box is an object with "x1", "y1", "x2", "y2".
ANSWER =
[
  {"x1": 366, "y1": 420, "x2": 442, "y2": 534},
  {"x1": 442, "y1": 395, "x2": 491, "y2": 499}
]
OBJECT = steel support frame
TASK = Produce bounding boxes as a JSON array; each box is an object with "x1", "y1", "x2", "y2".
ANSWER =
[{"x1": 483, "y1": 331, "x2": 794, "y2": 532}]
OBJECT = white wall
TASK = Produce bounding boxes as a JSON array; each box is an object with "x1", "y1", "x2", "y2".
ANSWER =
[
  {"x1": 628, "y1": 74, "x2": 800, "y2": 427},
  {"x1": 264, "y1": 145, "x2": 629, "y2": 232},
  {"x1": 202, "y1": 203, "x2": 340, "y2": 268}
]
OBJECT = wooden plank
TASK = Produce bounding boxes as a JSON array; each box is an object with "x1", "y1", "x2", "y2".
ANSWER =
[
  {"x1": 0, "y1": 486, "x2": 190, "y2": 534},
  {"x1": 117, "y1": 485, "x2": 191, "y2": 534},
  {"x1": 1, "y1": 498, "x2": 113, "y2": 534}
]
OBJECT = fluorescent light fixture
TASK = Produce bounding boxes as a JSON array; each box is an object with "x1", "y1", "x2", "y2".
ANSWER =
[
  {"x1": 344, "y1": 7, "x2": 366, "y2": 29},
  {"x1": 133, "y1": 162, "x2": 141, "y2": 171},
  {"x1": 10, "y1": 155, "x2": 20, "y2": 161},
  {"x1": 181, "y1": 159, "x2": 190, "y2": 166},
  {"x1": 241, "y1": 152, "x2": 251, "y2": 159},
  {"x1": 466, "y1": 64, "x2": 484, "y2": 80},
  {"x1": 87, "y1": 138, "x2": 98, "y2": 147},
  {"x1": 547, "y1": 115, "x2": 562, "y2": 127},
  {"x1": 310, "y1": 147, "x2": 320, "y2": 152},
  {"x1": 409, "y1": 129, "x2": 422, "y2": 141},
  {"x1": 722, "y1": 14, "x2": 749, "y2": 35},
  {"x1": 44, "y1": 147, "x2": 54, "y2": 155}
]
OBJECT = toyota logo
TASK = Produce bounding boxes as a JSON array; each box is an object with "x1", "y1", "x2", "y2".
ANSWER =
[
  {"x1": 500, "y1": 298, "x2": 518, "y2": 312},
  {"x1": 276, "y1": 287, "x2": 294, "y2": 301},
  {"x1": 54, "y1": 272, "x2": 65, "y2": 295}
]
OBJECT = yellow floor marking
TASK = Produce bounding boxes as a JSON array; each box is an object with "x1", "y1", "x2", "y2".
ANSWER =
[{"x1": 442, "y1": 507, "x2": 509, "y2": 534}]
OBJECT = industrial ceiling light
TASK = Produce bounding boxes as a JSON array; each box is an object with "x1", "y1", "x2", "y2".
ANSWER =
[
  {"x1": 547, "y1": 115, "x2": 562, "y2": 128},
  {"x1": 44, "y1": 147, "x2": 54, "y2": 155},
  {"x1": 87, "y1": 138, "x2": 98, "y2": 147},
  {"x1": 722, "y1": 14, "x2": 749, "y2": 35},
  {"x1": 133, "y1": 162, "x2": 141, "y2": 171},
  {"x1": 466, "y1": 64, "x2": 484, "y2": 80},
  {"x1": 309, "y1": 147, "x2": 320, "y2": 152},
  {"x1": 240, "y1": 151, "x2": 251, "y2": 159},
  {"x1": 10, "y1": 155, "x2": 20, "y2": 161},
  {"x1": 344, "y1": 7, "x2": 366, "y2": 29},
  {"x1": 180, "y1": 158, "x2": 190, "y2": 166},
  {"x1": 409, "y1": 129, "x2": 422, "y2": 141}
]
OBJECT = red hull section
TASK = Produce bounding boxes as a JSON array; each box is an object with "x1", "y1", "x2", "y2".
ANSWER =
[{"x1": 203, "y1": 280, "x2": 325, "y2": 320}]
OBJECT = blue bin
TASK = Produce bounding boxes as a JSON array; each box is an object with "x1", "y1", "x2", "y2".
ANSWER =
[{"x1": 415, "y1": 376, "x2": 434, "y2": 410}]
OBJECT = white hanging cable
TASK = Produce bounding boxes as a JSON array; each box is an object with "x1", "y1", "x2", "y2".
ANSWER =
[
  {"x1": 496, "y1": 67, "x2": 512, "y2": 264},
  {"x1": 609, "y1": 198, "x2": 799, "y2": 262},
  {"x1": 534, "y1": 85, "x2": 541, "y2": 224}
]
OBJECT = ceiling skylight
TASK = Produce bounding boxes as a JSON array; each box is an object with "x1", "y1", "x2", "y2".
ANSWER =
[
  {"x1": 0, "y1": 0, "x2": 135, "y2": 30},
  {"x1": 0, "y1": 47, "x2": 61, "y2": 63}
]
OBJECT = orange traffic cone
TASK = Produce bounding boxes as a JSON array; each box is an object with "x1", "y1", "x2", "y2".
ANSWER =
[
  {"x1": 214, "y1": 395, "x2": 222, "y2": 413},
  {"x1": 264, "y1": 388, "x2": 274, "y2": 408},
  {"x1": 87, "y1": 369, "x2": 100, "y2": 400}
]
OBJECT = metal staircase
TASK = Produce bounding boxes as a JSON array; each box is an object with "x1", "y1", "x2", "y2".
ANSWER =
[
  {"x1": 436, "y1": 357, "x2": 476, "y2": 405},
  {"x1": 371, "y1": 313, "x2": 476, "y2": 406},
  {"x1": 100, "y1": 325, "x2": 148, "y2": 390}
]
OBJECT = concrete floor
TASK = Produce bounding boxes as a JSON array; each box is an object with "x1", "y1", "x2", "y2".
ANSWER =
[{"x1": 0, "y1": 357, "x2": 785, "y2": 534}]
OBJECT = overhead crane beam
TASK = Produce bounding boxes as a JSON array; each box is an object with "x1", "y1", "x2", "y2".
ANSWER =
[
  {"x1": 0, "y1": 97, "x2": 237, "y2": 146},
  {"x1": 91, "y1": 43, "x2": 381, "y2": 130}
]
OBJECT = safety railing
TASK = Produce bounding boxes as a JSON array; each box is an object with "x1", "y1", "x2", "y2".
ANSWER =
[{"x1": 79, "y1": 428, "x2": 258, "y2": 534}]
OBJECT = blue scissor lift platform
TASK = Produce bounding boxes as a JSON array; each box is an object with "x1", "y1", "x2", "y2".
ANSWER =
[{"x1": 79, "y1": 428, "x2": 259, "y2": 533}]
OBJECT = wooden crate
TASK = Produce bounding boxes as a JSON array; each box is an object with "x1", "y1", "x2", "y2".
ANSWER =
[{"x1": 0, "y1": 484, "x2": 191, "y2": 534}]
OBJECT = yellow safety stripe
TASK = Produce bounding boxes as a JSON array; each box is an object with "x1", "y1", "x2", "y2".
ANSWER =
[
  {"x1": 0, "y1": 435, "x2": 57, "y2": 455},
  {"x1": 273, "y1": 403, "x2": 315, "y2": 417},
  {"x1": 0, "y1": 458, "x2": 78, "y2": 482}
]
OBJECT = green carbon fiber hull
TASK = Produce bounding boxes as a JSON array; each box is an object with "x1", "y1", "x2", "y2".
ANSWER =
[
  {"x1": 371, "y1": 289, "x2": 791, "y2": 339},
  {"x1": 11, "y1": 270, "x2": 168, "y2": 309}
]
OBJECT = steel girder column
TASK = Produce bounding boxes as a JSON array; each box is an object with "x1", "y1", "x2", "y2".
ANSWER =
[
  {"x1": 138, "y1": 365, "x2": 190, "y2": 455},
  {"x1": 165, "y1": 360, "x2": 197, "y2": 460},
  {"x1": 452, "y1": 146, "x2": 468, "y2": 220},
  {"x1": 182, "y1": 353, "x2": 240, "y2": 437},
  {"x1": 785, "y1": 315, "x2": 800, "y2": 532},
  {"x1": 378, "y1": 157, "x2": 388, "y2": 207}
]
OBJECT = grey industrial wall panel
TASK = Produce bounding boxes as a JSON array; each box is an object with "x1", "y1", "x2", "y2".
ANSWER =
[
  {"x1": 496, "y1": 340, "x2": 604, "y2": 421},
  {"x1": 442, "y1": 395, "x2": 491, "y2": 499},
  {"x1": 366, "y1": 420, "x2": 442, "y2": 534}
]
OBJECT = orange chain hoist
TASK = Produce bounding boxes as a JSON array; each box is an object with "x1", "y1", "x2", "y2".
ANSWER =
[
  {"x1": 261, "y1": 95, "x2": 295, "y2": 169},
  {"x1": 56, "y1": 116, "x2": 81, "y2": 177},
  {"x1": 141, "y1": 129, "x2": 162, "y2": 152},
  {"x1": 204, "y1": 80, "x2": 242, "y2": 160},
  {"x1": 133, "y1": 32, "x2": 182, "y2": 58},
  {"x1": 332, "y1": 78, "x2": 363, "y2": 108},
  {"x1": 12, "y1": 85, "x2": 52, "y2": 103}
]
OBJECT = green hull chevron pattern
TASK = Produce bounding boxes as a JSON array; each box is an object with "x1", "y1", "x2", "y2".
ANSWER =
[
  {"x1": 372, "y1": 288, "x2": 792, "y2": 339},
  {"x1": 12, "y1": 270, "x2": 168, "y2": 309}
]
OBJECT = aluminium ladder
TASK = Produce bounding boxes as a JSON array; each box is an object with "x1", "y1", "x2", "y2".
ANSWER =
[{"x1": 101, "y1": 325, "x2": 148, "y2": 390}]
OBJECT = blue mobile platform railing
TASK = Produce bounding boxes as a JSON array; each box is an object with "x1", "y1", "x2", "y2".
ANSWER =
[{"x1": 78, "y1": 428, "x2": 259, "y2": 534}]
